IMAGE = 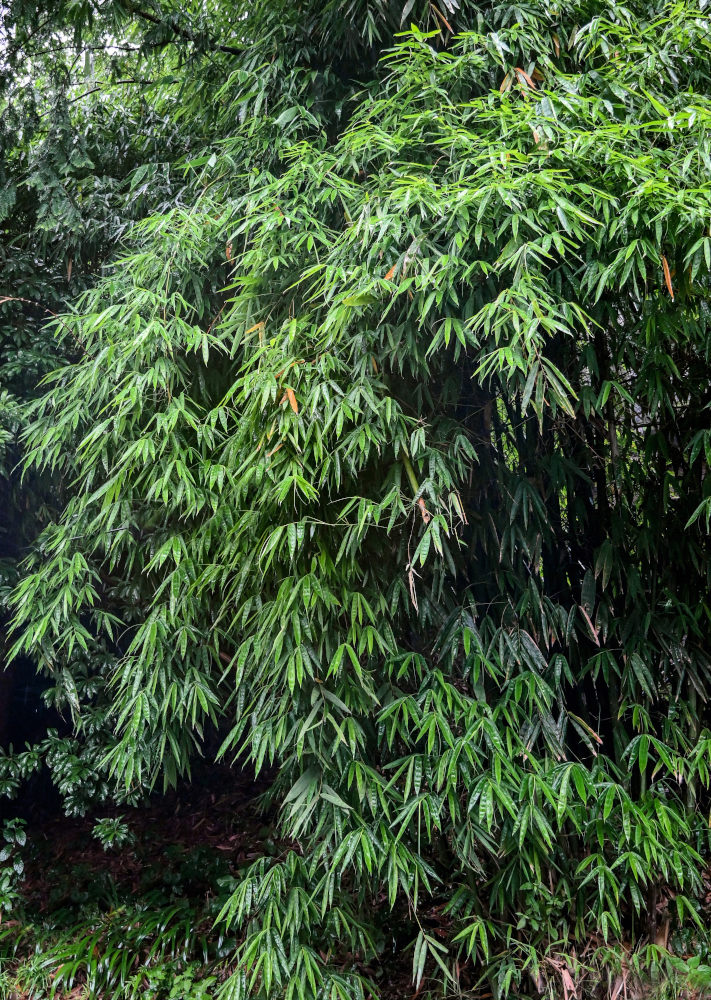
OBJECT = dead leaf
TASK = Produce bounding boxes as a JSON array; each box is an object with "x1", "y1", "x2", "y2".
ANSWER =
[
  {"x1": 662, "y1": 255, "x2": 674, "y2": 300},
  {"x1": 430, "y1": 2, "x2": 453, "y2": 32},
  {"x1": 407, "y1": 562, "x2": 419, "y2": 612},
  {"x1": 579, "y1": 605, "x2": 600, "y2": 646},
  {"x1": 561, "y1": 966, "x2": 577, "y2": 1000},
  {"x1": 515, "y1": 67, "x2": 536, "y2": 88},
  {"x1": 417, "y1": 496, "x2": 431, "y2": 524},
  {"x1": 286, "y1": 387, "x2": 298, "y2": 413},
  {"x1": 568, "y1": 711, "x2": 603, "y2": 746},
  {"x1": 655, "y1": 917, "x2": 670, "y2": 950},
  {"x1": 384, "y1": 263, "x2": 397, "y2": 281},
  {"x1": 610, "y1": 974, "x2": 626, "y2": 1000}
]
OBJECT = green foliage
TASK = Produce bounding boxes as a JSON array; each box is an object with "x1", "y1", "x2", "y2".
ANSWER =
[
  {"x1": 0, "y1": 819, "x2": 26, "y2": 913},
  {"x1": 0, "y1": 890, "x2": 230, "y2": 999},
  {"x1": 0, "y1": 803, "x2": 250, "y2": 999},
  {"x1": 3, "y1": 0, "x2": 711, "y2": 997},
  {"x1": 92, "y1": 815, "x2": 135, "y2": 850}
]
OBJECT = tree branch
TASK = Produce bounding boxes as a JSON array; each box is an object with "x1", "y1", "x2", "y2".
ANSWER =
[
  {"x1": 126, "y1": 4, "x2": 243, "y2": 56},
  {"x1": 36, "y1": 78, "x2": 162, "y2": 117},
  {"x1": 66, "y1": 77, "x2": 157, "y2": 106}
]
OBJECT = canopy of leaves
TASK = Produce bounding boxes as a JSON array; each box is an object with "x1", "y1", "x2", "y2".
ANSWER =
[{"x1": 3, "y1": 1, "x2": 711, "y2": 997}]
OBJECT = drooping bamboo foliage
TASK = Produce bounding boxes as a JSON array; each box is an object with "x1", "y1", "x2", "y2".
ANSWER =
[{"x1": 4, "y1": 0, "x2": 711, "y2": 996}]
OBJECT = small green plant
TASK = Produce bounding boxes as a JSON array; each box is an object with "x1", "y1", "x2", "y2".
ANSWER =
[
  {"x1": 92, "y1": 815, "x2": 135, "y2": 851},
  {"x1": 0, "y1": 818, "x2": 26, "y2": 914}
]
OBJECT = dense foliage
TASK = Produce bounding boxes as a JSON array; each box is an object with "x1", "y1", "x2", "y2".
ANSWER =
[{"x1": 3, "y1": 1, "x2": 711, "y2": 997}]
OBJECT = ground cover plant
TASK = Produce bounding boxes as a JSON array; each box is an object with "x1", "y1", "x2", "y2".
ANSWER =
[
  {"x1": 3, "y1": 0, "x2": 711, "y2": 997},
  {"x1": 0, "y1": 768, "x2": 262, "y2": 999}
]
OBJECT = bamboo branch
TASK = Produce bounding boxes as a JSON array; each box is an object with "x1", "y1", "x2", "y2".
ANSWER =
[
  {"x1": 402, "y1": 452, "x2": 431, "y2": 524},
  {"x1": 125, "y1": 4, "x2": 243, "y2": 56}
]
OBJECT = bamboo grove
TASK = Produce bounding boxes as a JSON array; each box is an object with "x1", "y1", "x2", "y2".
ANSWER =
[{"x1": 3, "y1": 1, "x2": 711, "y2": 997}]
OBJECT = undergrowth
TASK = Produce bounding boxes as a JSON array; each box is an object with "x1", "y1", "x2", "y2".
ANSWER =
[
  {"x1": 0, "y1": 835, "x2": 237, "y2": 999},
  {"x1": 3, "y1": 892, "x2": 711, "y2": 1000},
  {"x1": 1, "y1": 793, "x2": 711, "y2": 1000}
]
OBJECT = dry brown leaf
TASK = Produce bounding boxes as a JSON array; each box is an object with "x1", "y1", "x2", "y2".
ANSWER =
[
  {"x1": 569, "y1": 711, "x2": 603, "y2": 746},
  {"x1": 430, "y1": 2, "x2": 453, "y2": 32},
  {"x1": 407, "y1": 563, "x2": 419, "y2": 612},
  {"x1": 662, "y1": 255, "x2": 674, "y2": 300},
  {"x1": 515, "y1": 67, "x2": 536, "y2": 88},
  {"x1": 286, "y1": 387, "x2": 298, "y2": 413},
  {"x1": 579, "y1": 605, "x2": 600, "y2": 646},
  {"x1": 561, "y1": 966, "x2": 577, "y2": 1000}
]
